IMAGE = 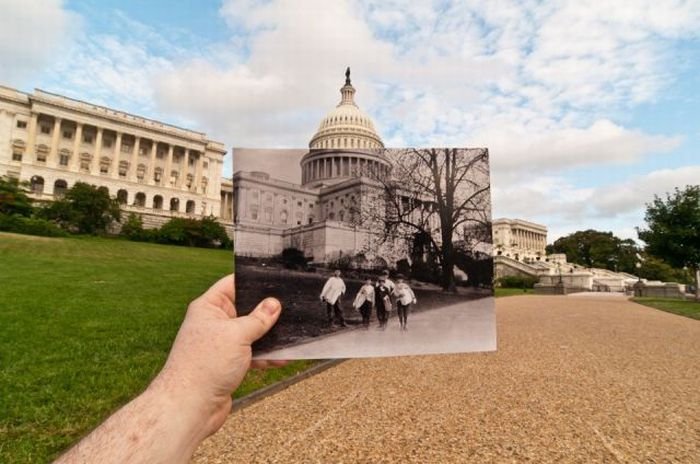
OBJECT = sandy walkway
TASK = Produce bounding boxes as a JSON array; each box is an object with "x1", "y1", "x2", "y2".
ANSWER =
[{"x1": 193, "y1": 295, "x2": 700, "y2": 463}]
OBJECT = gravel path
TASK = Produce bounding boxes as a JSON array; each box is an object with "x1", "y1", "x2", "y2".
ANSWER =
[{"x1": 193, "y1": 295, "x2": 700, "y2": 463}]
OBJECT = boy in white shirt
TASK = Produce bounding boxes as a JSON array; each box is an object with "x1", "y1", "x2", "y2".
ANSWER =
[
  {"x1": 320, "y1": 269, "x2": 347, "y2": 327},
  {"x1": 353, "y1": 277, "x2": 375, "y2": 328},
  {"x1": 393, "y1": 274, "x2": 416, "y2": 331}
]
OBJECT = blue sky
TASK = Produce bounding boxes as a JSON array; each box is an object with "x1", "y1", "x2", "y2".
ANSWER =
[{"x1": 1, "y1": 0, "x2": 699, "y2": 241}]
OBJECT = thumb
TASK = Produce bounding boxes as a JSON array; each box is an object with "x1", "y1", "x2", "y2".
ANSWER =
[{"x1": 233, "y1": 297, "x2": 282, "y2": 345}]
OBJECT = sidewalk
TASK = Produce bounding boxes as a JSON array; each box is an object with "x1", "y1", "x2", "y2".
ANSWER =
[
  {"x1": 258, "y1": 297, "x2": 496, "y2": 359},
  {"x1": 193, "y1": 295, "x2": 700, "y2": 463}
]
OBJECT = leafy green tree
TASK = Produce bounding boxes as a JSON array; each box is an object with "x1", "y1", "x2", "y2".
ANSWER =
[
  {"x1": 638, "y1": 185, "x2": 700, "y2": 299},
  {"x1": 40, "y1": 182, "x2": 120, "y2": 234},
  {"x1": 548, "y1": 229, "x2": 639, "y2": 273},
  {"x1": 0, "y1": 176, "x2": 33, "y2": 217},
  {"x1": 637, "y1": 255, "x2": 692, "y2": 284}
]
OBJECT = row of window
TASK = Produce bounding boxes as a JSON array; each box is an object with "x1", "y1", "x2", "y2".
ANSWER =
[
  {"x1": 15, "y1": 120, "x2": 208, "y2": 169},
  {"x1": 28, "y1": 176, "x2": 198, "y2": 213}
]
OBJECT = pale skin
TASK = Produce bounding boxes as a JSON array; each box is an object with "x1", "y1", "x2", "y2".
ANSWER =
[{"x1": 55, "y1": 275, "x2": 284, "y2": 464}]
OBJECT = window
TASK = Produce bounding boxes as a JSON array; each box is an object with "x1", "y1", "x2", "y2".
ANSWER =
[
  {"x1": 59, "y1": 154, "x2": 69, "y2": 166},
  {"x1": 118, "y1": 161, "x2": 128, "y2": 177},
  {"x1": 104, "y1": 139, "x2": 113, "y2": 148},
  {"x1": 186, "y1": 174, "x2": 194, "y2": 188},
  {"x1": 63, "y1": 130, "x2": 72, "y2": 139},
  {"x1": 139, "y1": 146, "x2": 147, "y2": 156},
  {"x1": 203, "y1": 161, "x2": 208, "y2": 169},
  {"x1": 157, "y1": 150, "x2": 165, "y2": 159},
  {"x1": 30, "y1": 176, "x2": 44, "y2": 194},
  {"x1": 100, "y1": 158, "x2": 110, "y2": 174},
  {"x1": 298, "y1": 201, "x2": 302, "y2": 207},
  {"x1": 37, "y1": 153, "x2": 47, "y2": 162},
  {"x1": 40, "y1": 125, "x2": 51, "y2": 134},
  {"x1": 137, "y1": 164, "x2": 146, "y2": 181},
  {"x1": 16, "y1": 120, "x2": 27, "y2": 129},
  {"x1": 186, "y1": 200, "x2": 195, "y2": 214},
  {"x1": 154, "y1": 168, "x2": 162, "y2": 183},
  {"x1": 83, "y1": 134, "x2": 93, "y2": 144},
  {"x1": 153, "y1": 195, "x2": 163, "y2": 210},
  {"x1": 80, "y1": 160, "x2": 90, "y2": 172},
  {"x1": 12, "y1": 151, "x2": 22, "y2": 161},
  {"x1": 121, "y1": 144, "x2": 131, "y2": 153}
]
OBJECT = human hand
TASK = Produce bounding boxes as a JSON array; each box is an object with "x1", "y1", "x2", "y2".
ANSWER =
[{"x1": 149, "y1": 274, "x2": 283, "y2": 441}]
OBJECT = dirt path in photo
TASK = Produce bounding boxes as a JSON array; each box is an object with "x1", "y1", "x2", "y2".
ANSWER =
[{"x1": 193, "y1": 295, "x2": 700, "y2": 463}]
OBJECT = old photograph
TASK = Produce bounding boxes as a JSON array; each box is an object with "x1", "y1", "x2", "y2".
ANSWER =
[{"x1": 232, "y1": 146, "x2": 495, "y2": 359}]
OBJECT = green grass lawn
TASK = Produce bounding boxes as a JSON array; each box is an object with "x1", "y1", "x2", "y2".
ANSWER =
[
  {"x1": 0, "y1": 232, "x2": 313, "y2": 463},
  {"x1": 495, "y1": 287, "x2": 534, "y2": 298},
  {"x1": 632, "y1": 297, "x2": 700, "y2": 321}
]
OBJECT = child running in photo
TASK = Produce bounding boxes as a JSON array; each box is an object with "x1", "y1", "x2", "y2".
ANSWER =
[
  {"x1": 394, "y1": 274, "x2": 416, "y2": 331},
  {"x1": 353, "y1": 277, "x2": 375, "y2": 328}
]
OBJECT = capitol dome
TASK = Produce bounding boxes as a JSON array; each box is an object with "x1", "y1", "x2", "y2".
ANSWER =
[
  {"x1": 308, "y1": 69, "x2": 384, "y2": 150},
  {"x1": 301, "y1": 68, "x2": 389, "y2": 187}
]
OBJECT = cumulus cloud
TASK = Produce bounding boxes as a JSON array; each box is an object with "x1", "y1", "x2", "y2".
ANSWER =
[
  {"x1": 495, "y1": 165, "x2": 700, "y2": 240},
  {"x1": 0, "y1": 0, "x2": 81, "y2": 85}
]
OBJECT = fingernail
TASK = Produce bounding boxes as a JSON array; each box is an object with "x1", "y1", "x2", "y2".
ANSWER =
[{"x1": 262, "y1": 298, "x2": 280, "y2": 315}]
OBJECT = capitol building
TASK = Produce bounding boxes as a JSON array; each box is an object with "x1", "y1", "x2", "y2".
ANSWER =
[
  {"x1": 232, "y1": 69, "x2": 396, "y2": 263},
  {"x1": 0, "y1": 85, "x2": 227, "y2": 229}
]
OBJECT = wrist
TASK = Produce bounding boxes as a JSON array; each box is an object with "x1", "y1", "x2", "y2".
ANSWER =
[{"x1": 147, "y1": 370, "x2": 227, "y2": 448}]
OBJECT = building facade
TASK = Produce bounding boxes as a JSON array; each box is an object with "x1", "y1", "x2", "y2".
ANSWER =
[
  {"x1": 0, "y1": 85, "x2": 227, "y2": 228},
  {"x1": 492, "y1": 218, "x2": 547, "y2": 262}
]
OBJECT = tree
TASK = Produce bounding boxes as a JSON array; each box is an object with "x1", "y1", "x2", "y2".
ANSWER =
[
  {"x1": 359, "y1": 148, "x2": 491, "y2": 292},
  {"x1": 638, "y1": 185, "x2": 700, "y2": 299},
  {"x1": 0, "y1": 176, "x2": 33, "y2": 217},
  {"x1": 39, "y1": 182, "x2": 121, "y2": 234},
  {"x1": 548, "y1": 229, "x2": 639, "y2": 273}
]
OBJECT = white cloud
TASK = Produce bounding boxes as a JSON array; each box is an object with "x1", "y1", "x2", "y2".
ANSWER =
[
  {"x1": 494, "y1": 165, "x2": 700, "y2": 241},
  {"x1": 0, "y1": 0, "x2": 81, "y2": 85}
]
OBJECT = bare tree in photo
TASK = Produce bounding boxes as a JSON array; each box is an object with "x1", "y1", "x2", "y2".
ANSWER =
[{"x1": 357, "y1": 148, "x2": 491, "y2": 292}]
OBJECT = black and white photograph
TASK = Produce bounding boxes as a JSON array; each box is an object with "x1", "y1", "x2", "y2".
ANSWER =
[{"x1": 232, "y1": 145, "x2": 495, "y2": 359}]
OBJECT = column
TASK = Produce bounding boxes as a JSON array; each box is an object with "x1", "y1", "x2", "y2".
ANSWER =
[
  {"x1": 91, "y1": 128, "x2": 103, "y2": 174},
  {"x1": 111, "y1": 132, "x2": 122, "y2": 179},
  {"x1": 165, "y1": 145, "x2": 174, "y2": 187},
  {"x1": 70, "y1": 122, "x2": 83, "y2": 171},
  {"x1": 26, "y1": 113, "x2": 38, "y2": 160},
  {"x1": 48, "y1": 117, "x2": 61, "y2": 167},
  {"x1": 130, "y1": 136, "x2": 140, "y2": 182},
  {"x1": 194, "y1": 153, "x2": 203, "y2": 193},
  {"x1": 147, "y1": 141, "x2": 157, "y2": 185}
]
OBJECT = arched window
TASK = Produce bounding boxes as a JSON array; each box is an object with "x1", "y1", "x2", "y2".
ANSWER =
[
  {"x1": 280, "y1": 210, "x2": 288, "y2": 224},
  {"x1": 134, "y1": 192, "x2": 146, "y2": 207},
  {"x1": 186, "y1": 200, "x2": 195, "y2": 214},
  {"x1": 53, "y1": 179, "x2": 68, "y2": 198},
  {"x1": 153, "y1": 195, "x2": 163, "y2": 210},
  {"x1": 339, "y1": 210, "x2": 345, "y2": 222},
  {"x1": 30, "y1": 176, "x2": 44, "y2": 194},
  {"x1": 170, "y1": 198, "x2": 179, "y2": 212},
  {"x1": 117, "y1": 189, "x2": 128, "y2": 205}
]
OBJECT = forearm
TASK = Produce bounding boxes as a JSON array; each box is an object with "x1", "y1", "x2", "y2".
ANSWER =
[{"x1": 55, "y1": 379, "x2": 208, "y2": 464}]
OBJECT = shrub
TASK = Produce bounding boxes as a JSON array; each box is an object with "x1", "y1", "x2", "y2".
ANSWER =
[
  {"x1": 120, "y1": 213, "x2": 145, "y2": 240},
  {"x1": 498, "y1": 275, "x2": 538, "y2": 289},
  {"x1": 328, "y1": 254, "x2": 352, "y2": 271},
  {"x1": 0, "y1": 213, "x2": 67, "y2": 237},
  {"x1": 38, "y1": 182, "x2": 120, "y2": 234},
  {"x1": 157, "y1": 216, "x2": 231, "y2": 248},
  {"x1": 281, "y1": 247, "x2": 308, "y2": 270},
  {"x1": 0, "y1": 176, "x2": 33, "y2": 217}
]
